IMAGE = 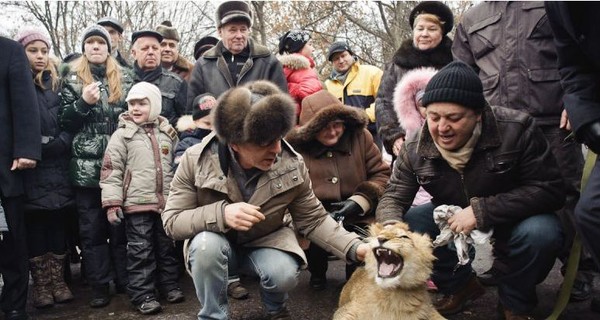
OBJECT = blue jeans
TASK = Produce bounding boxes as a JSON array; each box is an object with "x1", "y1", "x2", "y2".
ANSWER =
[
  {"x1": 188, "y1": 232, "x2": 300, "y2": 320},
  {"x1": 405, "y1": 203, "x2": 563, "y2": 313}
]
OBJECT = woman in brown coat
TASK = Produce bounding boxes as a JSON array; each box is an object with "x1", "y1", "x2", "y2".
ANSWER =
[{"x1": 286, "y1": 90, "x2": 390, "y2": 289}]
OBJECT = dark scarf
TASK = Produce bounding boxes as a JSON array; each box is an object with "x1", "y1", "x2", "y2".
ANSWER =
[
  {"x1": 393, "y1": 36, "x2": 453, "y2": 70},
  {"x1": 221, "y1": 45, "x2": 250, "y2": 84},
  {"x1": 90, "y1": 63, "x2": 107, "y2": 79},
  {"x1": 133, "y1": 62, "x2": 162, "y2": 82}
]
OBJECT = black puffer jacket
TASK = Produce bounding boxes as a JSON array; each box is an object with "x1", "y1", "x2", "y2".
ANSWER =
[
  {"x1": 376, "y1": 105, "x2": 565, "y2": 231},
  {"x1": 59, "y1": 63, "x2": 134, "y2": 188},
  {"x1": 375, "y1": 37, "x2": 453, "y2": 154},
  {"x1": 23, "y1": 71, "x2": 74, "y2": 210}
]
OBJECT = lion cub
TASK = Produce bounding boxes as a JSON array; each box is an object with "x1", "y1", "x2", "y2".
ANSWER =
[{"x1": 333, "y1": 222, "x2": 445, "y2": 320}]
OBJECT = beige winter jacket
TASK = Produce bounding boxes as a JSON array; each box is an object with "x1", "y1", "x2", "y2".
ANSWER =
[
  {"x1": 161, "y1": 132, "x2": 362, "y2": 270},
  {"x1": 100, "y1": 113, "x2": 179, "y2": 214}
]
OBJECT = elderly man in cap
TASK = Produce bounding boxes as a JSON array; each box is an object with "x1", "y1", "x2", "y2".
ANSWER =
[
  {"x1": 187, "y1": 0, "x2": 287, "y2": 111},
  {"x1": 130, "y1": 30, "x2": 188, "y2": 127},
  {"x1": 193, "y1": 35, "x2": 219, "y2": 61},
  {"x1": 376, "y1": 60, "x2": 565, "y2": 319},
  {"x1": 97, "y1": 16, "x2": 130, "y2": 68},
  {"x1": 162, "y1": 81, "x2": 368, "y2": 320},
  {"x1": 324, "y1": 41, "x2": 383, "y2": 147},
  {"x1": 156, "y1": 21, "x2": 195, "y2": 81}
]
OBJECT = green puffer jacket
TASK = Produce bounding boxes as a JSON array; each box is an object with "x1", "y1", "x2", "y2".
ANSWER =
[{"x1": 59, "y1": 63, "x2": 134, "y2": 188}]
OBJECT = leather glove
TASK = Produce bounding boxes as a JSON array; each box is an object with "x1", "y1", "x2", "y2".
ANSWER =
[
  {"x1": 330, "y1": 199, "x2": 363, "y2": 222},
  {"x1": 577, "y1": 120, "x2": 600, "y2": 154},
  {"x1": 107, "y1": 206, "x2": 124, "y2": 226}
]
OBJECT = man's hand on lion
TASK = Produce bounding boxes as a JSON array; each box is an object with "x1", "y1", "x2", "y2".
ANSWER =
[
  {"x1": 447, "y1": 205, "x2": 477, "y2": 235},
  {"x1": 224, "y1": 202, "x2": 265, "y2": 231},
  {"x1": 356, "y1": 243, "x2": 369, "y2": 261}
]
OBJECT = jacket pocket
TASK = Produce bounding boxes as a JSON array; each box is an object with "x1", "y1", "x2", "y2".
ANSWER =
[
  {"x1": 485, "y1": 150, "x2": 519, "y2": 174},
  {"x1": 481, "y1": 73, "x2": 500, "y2": 94},
  {"x1": 527, "y1": 68, "x2": 561, "y2": 83},
  {"x1": 523, "y1": 3, "x2": 553, "y2": 39},
  {"x1": 123, "y1": 169, "x2": 132, "y2": 202},
  {"x1": 467, "y1": 12, "x2": 502, "y2": 59}
]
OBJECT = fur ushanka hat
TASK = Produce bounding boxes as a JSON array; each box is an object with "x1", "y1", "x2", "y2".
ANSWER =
[
  {"x1": 409, "y1": 1, "x2": 454, "y2": 36},
  {"x1": 212, "y1": 80, "x2": 296, "y2": 145}
]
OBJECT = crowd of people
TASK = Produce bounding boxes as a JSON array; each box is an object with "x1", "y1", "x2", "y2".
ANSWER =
[{"x1": 1, "y1": 1, "x2": 600, "y2": 320}]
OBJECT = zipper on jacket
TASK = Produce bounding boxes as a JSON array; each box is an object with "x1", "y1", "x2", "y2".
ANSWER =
[{"x1": 460, "y1": 173, "x2": 470, "y2": 204}]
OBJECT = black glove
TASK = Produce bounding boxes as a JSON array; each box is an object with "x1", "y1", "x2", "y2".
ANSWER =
[
  {"x1": 577, "y1": 121, "x2": 600, "y2": 154},
  {"x1": 330, "y1": 199, "x2": 363, "y2": 222}
]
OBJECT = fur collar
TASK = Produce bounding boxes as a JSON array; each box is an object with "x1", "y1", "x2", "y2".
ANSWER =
[
  {"x1": 172, "y1": 55, "x2": 194, "y2": 72},
  {"x1": 176, "y1": 115, "x2": 196, "y2": 133},
  {"x1": 286, "y1": 106, "x2": 368, "y2": 151},
  {"x1": 277, "y1": 53, "x2": 313, "y2": 70},
  {"x1": 393, "y1": 36, "x2": 453, "y2": 70}
]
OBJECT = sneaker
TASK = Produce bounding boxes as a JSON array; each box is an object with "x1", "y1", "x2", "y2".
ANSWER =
[
  {"x1": 227, "y1": 281, "x2": 249, "y2": 300},
  {"x1": 135, "y1": 296, "x2": 162, "y2": 315},
  {"x1": 89, "y1": 284, "x2": 110, "y2": 308},
  {"x1": 268, "y1": 306, "x2": 291, "y2": 320},
  {"x1": 165, "y1": 288, "x2": 185, "y2": 303},
  {"x1": 309, "y1": 276, "x2": 327, "y2": 291},
  {"x1": 434, "y1": 274, "x2": 485, "y2": 316}
]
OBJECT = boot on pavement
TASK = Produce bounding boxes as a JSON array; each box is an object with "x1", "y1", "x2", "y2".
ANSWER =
[
  {"x1": 89, "y1": 283, "x2": 111, "y2": 308},
  {"x1": 47, "y1": 253, "x2": 74, "y2": 303},
  {"x1": 434, "y1": 273, "x2": 485, "y2": 316},
  {"x1": 29, "y1": 254, "x2": 54, "y2": 308}
]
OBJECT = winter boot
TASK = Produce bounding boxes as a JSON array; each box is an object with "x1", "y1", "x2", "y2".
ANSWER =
[
  {"x1": 47, "y1": 253, "x2": 74, "y2": 303},
  {"x1": 29, "y1": 255, "x2": 54, "y2": 308}
]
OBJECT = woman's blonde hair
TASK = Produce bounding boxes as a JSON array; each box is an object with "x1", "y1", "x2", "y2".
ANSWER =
[
  {"x1": 72, "y1": 52, "x2": 123, "y2": 104},
  {"x1": 413, "y1": 13, "x2": 445, "y2": 30}
]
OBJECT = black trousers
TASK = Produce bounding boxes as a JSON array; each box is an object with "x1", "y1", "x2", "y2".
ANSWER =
[
  {"x1": 75, "y1": 187, "x2": 128, "y2": 287},
  {"x1": 0, "y1": 195, "x2": 28, "y2": 313},
  {"x1": 25, "y1": 208, "x2": 68, "y2": 257},
  {"x1": 125, "y1": 212, "x2": 180, "y2": 305}
]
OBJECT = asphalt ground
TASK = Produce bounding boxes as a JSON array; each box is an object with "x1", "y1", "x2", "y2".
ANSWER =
[{"x1": 4, "y1": 242, "x2": 600, "y2": 320}]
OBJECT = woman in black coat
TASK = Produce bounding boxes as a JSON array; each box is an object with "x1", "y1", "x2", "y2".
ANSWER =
[
  {"x1": 14, "y1": 27, "x2": 75, "y2": 309},
  {"x1": 375, "y1": 1, "x2": 454, "y2": 160}
]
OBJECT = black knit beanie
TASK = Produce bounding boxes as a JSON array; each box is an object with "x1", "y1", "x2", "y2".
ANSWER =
[
  {"x1": 278, "y1": 30, "x2": 310, "y2": 55},
  {"x1": 421, "y1": 60, "x2": 486, "y2": 111}
]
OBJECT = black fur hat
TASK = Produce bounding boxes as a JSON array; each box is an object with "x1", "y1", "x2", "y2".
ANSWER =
[
  {"x1": 213, "y1": 81, "x2": 296, "y2": 145},
  {"x1": 409, "y1": 1, "x2": 454, "y2": 35}
]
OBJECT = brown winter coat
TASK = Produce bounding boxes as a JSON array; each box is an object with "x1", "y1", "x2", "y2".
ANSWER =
[
  {"x1": 376, "y1": 105, "x2": 565, "y2": 231},
  {"x1": 161, "y1": 132, "x2": 362, "y2": 270},
  {"x1": 286, "y1": 97, "x2": 390, "y2": 225},
  {"x1": 452, "y1": 1, "x2": 564, "y2": 126}
]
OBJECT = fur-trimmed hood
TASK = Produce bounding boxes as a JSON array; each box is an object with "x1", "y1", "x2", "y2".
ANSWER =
[
  {"x1": 286, "y1": 100, "x2": 368, "y2": 149},
  {"x1": 213, "y1": 80, "x2": 296, "y2": 145},
  {"x1": 393, "y1": 67, "x2": 437, "y2": 138},
  {"x1": 176, "y1": 115, "x2": 196, "y2": 133},
  {"x1": 277, "y1": 53, "x2": 314, "y2": 70},
  {"x1": 393, "y1": 36, "x2": 453, "y2": 70}
]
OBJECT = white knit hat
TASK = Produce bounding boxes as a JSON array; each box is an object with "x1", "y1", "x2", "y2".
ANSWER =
[{"x1": 126, "y1": 82, "x2": 162, "y2": 122}]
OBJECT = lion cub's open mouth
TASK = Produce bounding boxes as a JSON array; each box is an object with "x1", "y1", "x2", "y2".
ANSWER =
[{"x1": 373, "y1": 246, "x2": 404, "y2": 278}]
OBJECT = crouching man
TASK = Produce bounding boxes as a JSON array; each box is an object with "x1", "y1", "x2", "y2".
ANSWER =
[
  {"x1": 376, "y1": 61, "x2": 565, "y2": 319},
  {"x1": 162, "y1": 80, "x2": 368, "y2": 320}
]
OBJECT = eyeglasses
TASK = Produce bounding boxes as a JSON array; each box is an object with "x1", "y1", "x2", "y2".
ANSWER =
[{"x1": 324, "y1": 120, "x2": 345, "y2": 131}]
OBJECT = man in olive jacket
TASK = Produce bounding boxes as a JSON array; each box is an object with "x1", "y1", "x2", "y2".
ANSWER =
[
  {"x1": 376, "y1": 61, "x2": 565, "y2": 319},
  {"x1": 186, "y1": 0, "x2": 287, "y2": 111},
  {"x1": 162, "y1": 81, "x2": 367, "y2": 320}
]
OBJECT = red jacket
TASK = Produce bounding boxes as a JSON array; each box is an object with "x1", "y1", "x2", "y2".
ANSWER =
[{"x1": 278, "y1": 53, "x2": 323, "y2": 116}]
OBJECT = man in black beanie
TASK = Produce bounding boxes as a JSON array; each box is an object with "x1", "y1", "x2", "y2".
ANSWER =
[{"x1": 376, "y1": 61, "x2": 565, "y2": 319}]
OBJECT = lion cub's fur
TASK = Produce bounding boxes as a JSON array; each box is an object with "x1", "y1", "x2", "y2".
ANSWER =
[{"x1": 333, "y1": 222, "x2": 445, "y2": 320}]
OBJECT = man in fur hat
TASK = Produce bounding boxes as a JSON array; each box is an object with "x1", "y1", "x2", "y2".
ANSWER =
[
  {"x1": 186, "y1": 0, "x2": 287, "y2": 111},
  {"x1": 156, "y1": 21, "x2": 194, "y2": 81},
  {"x1": 162, "y1": 80, "x2": 368, "y2": 320}
]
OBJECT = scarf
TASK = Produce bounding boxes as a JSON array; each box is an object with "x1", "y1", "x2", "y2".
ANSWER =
[{"x1": 434, "y1": 122, "x2": 481, "y2": 173}]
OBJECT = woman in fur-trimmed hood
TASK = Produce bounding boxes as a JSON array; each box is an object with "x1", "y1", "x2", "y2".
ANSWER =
[
  {"x1": 277, "y1": 30, "x2": 323, "y2": 119},
  {"x1": 286, "y1": 89, "x2": 390, "y2": 286},
  {"x1": 375, "y1": 1, "x2": 454, "y2": 159}
]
